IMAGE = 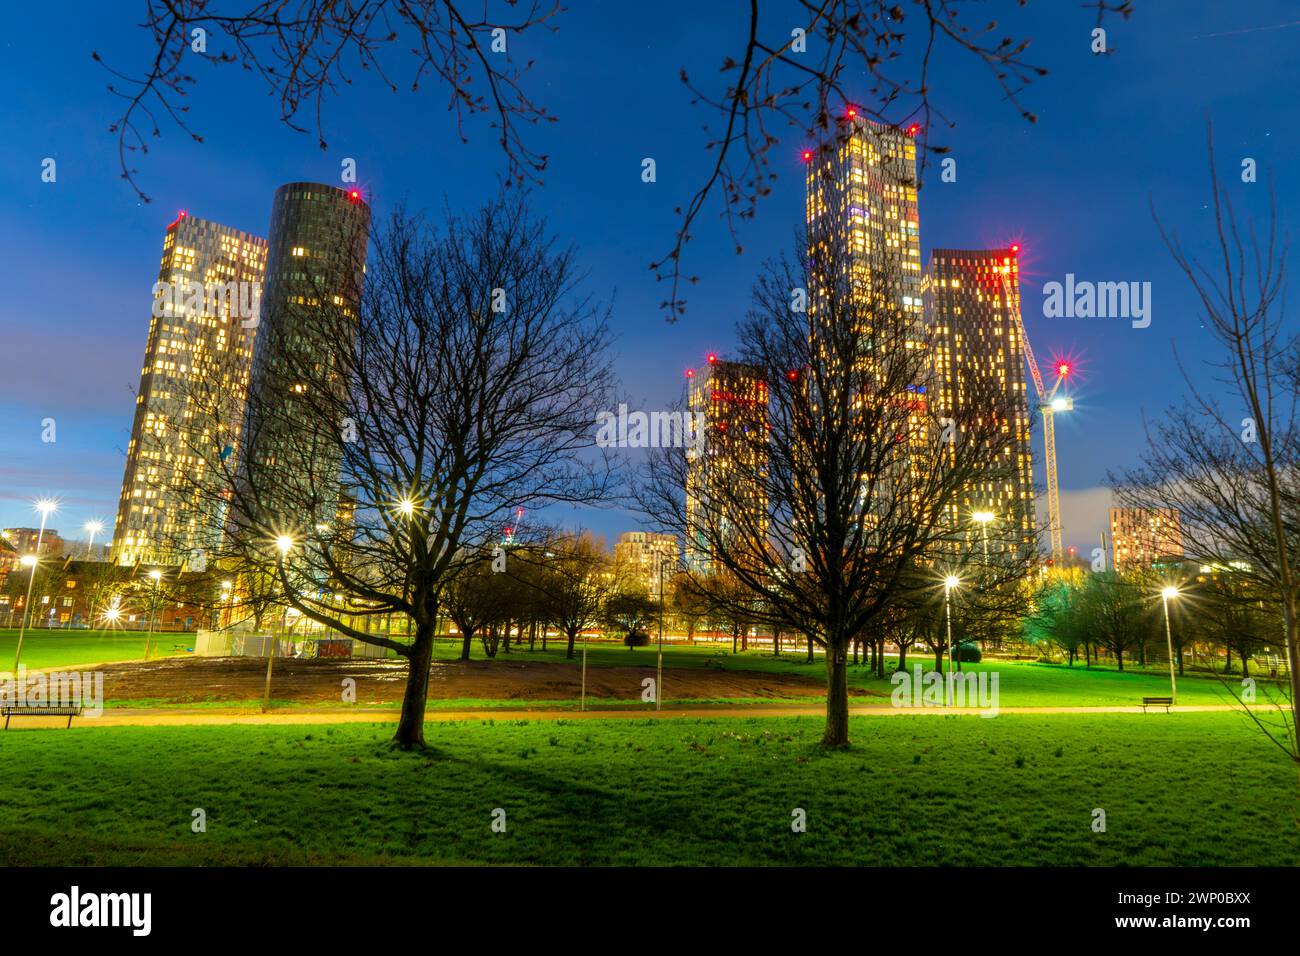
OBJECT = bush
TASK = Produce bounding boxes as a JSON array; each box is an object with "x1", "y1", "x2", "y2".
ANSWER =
[
  {"x1": 624, "y1": 630, "x2": 650, "y2": 648},
  {"x1": 954, "y1": 642, "x2": 982, "y2": 663}
]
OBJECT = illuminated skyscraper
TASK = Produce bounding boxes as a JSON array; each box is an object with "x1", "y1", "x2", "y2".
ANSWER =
[
  {"x1": 685, "y1": 356, "x2": 768, "y2": 573},
  {"x1": 239, "y1": 183, "x2": 371, "y2": 533},
  {"x1": 111, "y1": 213, "x2": 267, "y2": 566},
  {"x1": 926, "y1": 247, "x2": 1036, "y2": 554},
  {"x1": 1110, "y1": 507, "x2": 1183, "y2": 572},
  {"x1": 614, "y1": 531, "x2": 680, "y2": 600},
  {"x1": 804, "y1": 117, "x2": 923, "y2": 343}
]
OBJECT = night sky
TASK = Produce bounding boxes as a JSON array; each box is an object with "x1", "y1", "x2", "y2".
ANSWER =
[{"x1": 2, "y1": 2, "x2": 1298, "y2": 554}]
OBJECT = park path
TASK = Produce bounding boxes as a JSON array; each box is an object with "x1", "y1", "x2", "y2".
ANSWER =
[{"x1": 0, "y1": 701, "x2": 1270, "y2": 731}]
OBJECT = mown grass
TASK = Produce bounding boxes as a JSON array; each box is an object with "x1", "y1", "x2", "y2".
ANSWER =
[
  {"x1": 436, "y1": 641, "x2": 1259, "y2": 708},
  {"x1": 0, "y1": 629, "x2": 190, "y2": 670},
  {"x1": 0, "y1": 712, "x2": 1294, "y2": 866},
  {"x1": 4, "y1": 629, "x2": 1280, "y2": 711}
]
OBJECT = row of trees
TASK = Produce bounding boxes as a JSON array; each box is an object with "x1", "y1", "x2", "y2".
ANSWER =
[{"x1": 1028, "y1": 568, "x2": 1285, "y2": 677}]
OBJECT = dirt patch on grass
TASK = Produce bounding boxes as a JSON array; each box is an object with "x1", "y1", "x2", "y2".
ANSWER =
[{"x1": 93, "y1": 655, "x2": 882, "y2": 706}]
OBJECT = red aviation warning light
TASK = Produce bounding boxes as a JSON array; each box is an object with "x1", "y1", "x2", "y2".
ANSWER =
[
  {"x1": 347, "y1": 189, "x2": 362, "y2": 203},
  {"x1": 1056, "y1": 361, "x2": 1071, "y2": 379},
  {"x1": 906, "y1": 123, "x2": 921, "y2": 136},
  {"x1": 706, "y1": 353, "x2": 718, "y2": 365},
  {"x1": 1010, "y1": 243, "x2": 1020, "y2": 255},
  {"x1": 846, "y1": 106, "x2": 858, "y2": 119},
  {"x1": 685, "y1": 368, "x2": 695, "y2": 378},
  {"x1": 801, "y1": 149, "x2": 814, "y2": 163}
]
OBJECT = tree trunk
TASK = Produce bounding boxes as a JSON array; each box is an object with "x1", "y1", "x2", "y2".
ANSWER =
[
  {"x1": 1177, "y1": 646, "x2": 1184, "y2": 676},
  {"x1": 1241, "y1": 650, "x2": 1249, "y2": 678},
  {"x1": 897, "y1": 642, "x2": 908, "y2": 672},
  {"x1": 459, "y1": 630, "x2": 473, "y2": 661},
  {"x1": 852, "y1": 638, "x2": 859, "y2": 665},
  {"x1": 529, "y1": 620, "x2": 537, "y2": 651},
  {"x1": 566, "y1": 627, "x2": 577, "y2": 660},
  {"x1": 806, "y1": 633, "x2": 814, "y2": 663},
  {"x1": 774, "y1": 629, "x2": 782, "y2": 656},
  {"x1": 393, "y1": 622, "x2": 436, "y2": 750},
  {"x1": 503, "y1": 619, "x2": 512, "y2": 653},
  {"x1": 822, "y1": 642, "x2": 850, "y2": 748},
  {"x1": 1116, "y1": 646, "x2": 1124, "y2": 671},
  {"x1": 732, "y1": 631, "x2": 738, "y2": 654}
]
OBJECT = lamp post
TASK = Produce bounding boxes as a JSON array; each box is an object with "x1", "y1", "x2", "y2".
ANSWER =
[
  {"x1": 143, "y1": 569, "x2": 163, "y2": 660},
  {"x1": 220, "y1": 579, "x2": 234, "y2": 629},
  {"x1": 265, "y1": 535, "x2": 294, "y2": 713},
  {"x1": 944, "y1": 575, "x2": 960, "y2": 706},
  {"x1": 656, "y1": 552, "x2": 674, "y2": 713},
  {"x1": 972, "y1": 510, "x2": 994, "y2": 561},
  {"x1": 82, "y1": 520, "x2": 103, "y2": 560},
  {"x1": 12, "y1": 498, "x2": 57, "y2": 672},
  {"x1": 1161, "y1": 586, "x2": 1180, "y2": 704}
]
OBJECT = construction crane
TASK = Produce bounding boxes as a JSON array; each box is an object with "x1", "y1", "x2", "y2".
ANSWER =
[{"x1": 998, "y1": 252, "x2": 1072, "y2": 567}]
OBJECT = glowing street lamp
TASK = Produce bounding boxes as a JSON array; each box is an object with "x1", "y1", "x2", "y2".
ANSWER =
[
  {"x1": 944, "y1": 575, "x2": 961, "y2": 705},
  {"x1": 1161, "y1": 585, "x2": 1180, "y2": 704},
  {"x1": 82, "y1": 520, "x2": 104, "y2": 559},
  {"x1": 101, "y1": 599, "x2": 122, "y2": 626},
  {"x1": 12, "y1": 498, "x2": 58, "y2": 671},
  {"x1": 972, "y1": 510, "x2": 995, "y2": 559},
  {"x1": 221, "y1": 579, "x2": 234, "y2": 629}
]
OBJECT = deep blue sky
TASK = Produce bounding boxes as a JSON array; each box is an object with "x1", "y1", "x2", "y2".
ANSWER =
[{"x1": 2, "y1": 2, "x2": 1297, "y2": 553}]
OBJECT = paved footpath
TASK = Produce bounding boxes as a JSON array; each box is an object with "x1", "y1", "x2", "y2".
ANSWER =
[{"x1": 0, "y1": 701, "x2": 1269, "y2": 730}]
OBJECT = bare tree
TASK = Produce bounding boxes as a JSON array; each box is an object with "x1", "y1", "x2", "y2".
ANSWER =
[
  {"x1": 159, "y1": 196, "x2": 615, "y2": 749},
  {"x1": 534, "y1": 532, "x2": 613, "y2": 660},
  {"x1": 642, "y1": 230, "x2": 1034, "y2": 747},
  {"x1": 97, "y1": 0, "x2": 560, "y2": 202},
  {"x1": 1113, "y1": 125, "x2": 1299, "y2": 775}
]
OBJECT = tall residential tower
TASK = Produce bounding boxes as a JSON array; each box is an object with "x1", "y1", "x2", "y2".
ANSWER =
[
  {"x1": 926, "y1": 248, "x2": 1036, "y2": 554},
  {"x1": 111, "y1": 213, "x2": 267, "y2": 566}
]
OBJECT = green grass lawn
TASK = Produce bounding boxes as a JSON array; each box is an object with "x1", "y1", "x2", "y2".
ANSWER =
[
  {"x1": 0, "y1": 712, "x2": 1294, "y2": 866},
  {"x1": 3, "y1": 628, "x2": 1279, "y2": 712},
  {"x1": 0, "y1": 629, "x2": 191, "y2": 671},
  {"x1": 441, "y1": 640, "x2": 1262, "y2": 708}
]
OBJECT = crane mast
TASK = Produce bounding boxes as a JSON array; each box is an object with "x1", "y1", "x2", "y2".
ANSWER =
[{"x1": 999, "y1": 263, "x2": 1070, "y2": 567}]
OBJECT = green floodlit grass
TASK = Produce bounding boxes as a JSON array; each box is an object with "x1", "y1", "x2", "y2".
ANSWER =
[
  {"x1": 0, "y1": 629, "x2": 191, "y2": 671},
  {"x1": 439, "y1": 640, "x2": 1260, "y2": 708},
  {"x1": 0, "y1": 712, "x2": 1295, "y2": 866},
  {"x1": 3, "y1": 628, "x2": 1279, "y2": 711}
]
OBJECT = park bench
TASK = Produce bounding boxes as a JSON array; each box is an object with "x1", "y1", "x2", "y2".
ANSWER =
[
  {"x1": 1141, "y1": 696, "x2": 1173, "y2": 713},
  {"x1": 2, "y1": 704, "x2": 84, "y2": 730}
]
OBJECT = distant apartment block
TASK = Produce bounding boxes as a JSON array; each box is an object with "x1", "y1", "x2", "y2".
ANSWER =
[{"x1": 1110, "y1": 507, "x2": 1183, "y2": 571}]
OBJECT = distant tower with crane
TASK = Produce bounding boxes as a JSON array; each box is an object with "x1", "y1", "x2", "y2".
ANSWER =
[
  {"x1": 995, "y1": 252, "x2": 1072, "y2": 567},
  {"x1": 925, "y1": 247, "x2": 1037, "y2": 557}
]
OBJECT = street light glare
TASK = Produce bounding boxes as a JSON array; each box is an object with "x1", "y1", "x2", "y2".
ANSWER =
[
  {"x1": 398, "y1": 498, "x2": 415, "y2": 516},
  {"x1": 35, "y1": 498, "x2": 57, "y2": 515},
  {"x1": 1161, "y1": 586, "x2": 1180, "y2": 599},
  {"x1": 972, "y1": 510, "x2": 994, "y2": 524},
  {"x1": 149, "y1": 569, "x2": 163, "y2": 581},
  {"x1": 276, "y1": 535, "x2": 295, "y2": 554},
  {"x1": 944, "y1": 575, "x2": 961, "y2": 590},
  {"x1": 84, "y1": 520, "x2": 104, "y2": 534},
  {"x1": 19, "y1": 555, "x2": 37, "y2": 568}
]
